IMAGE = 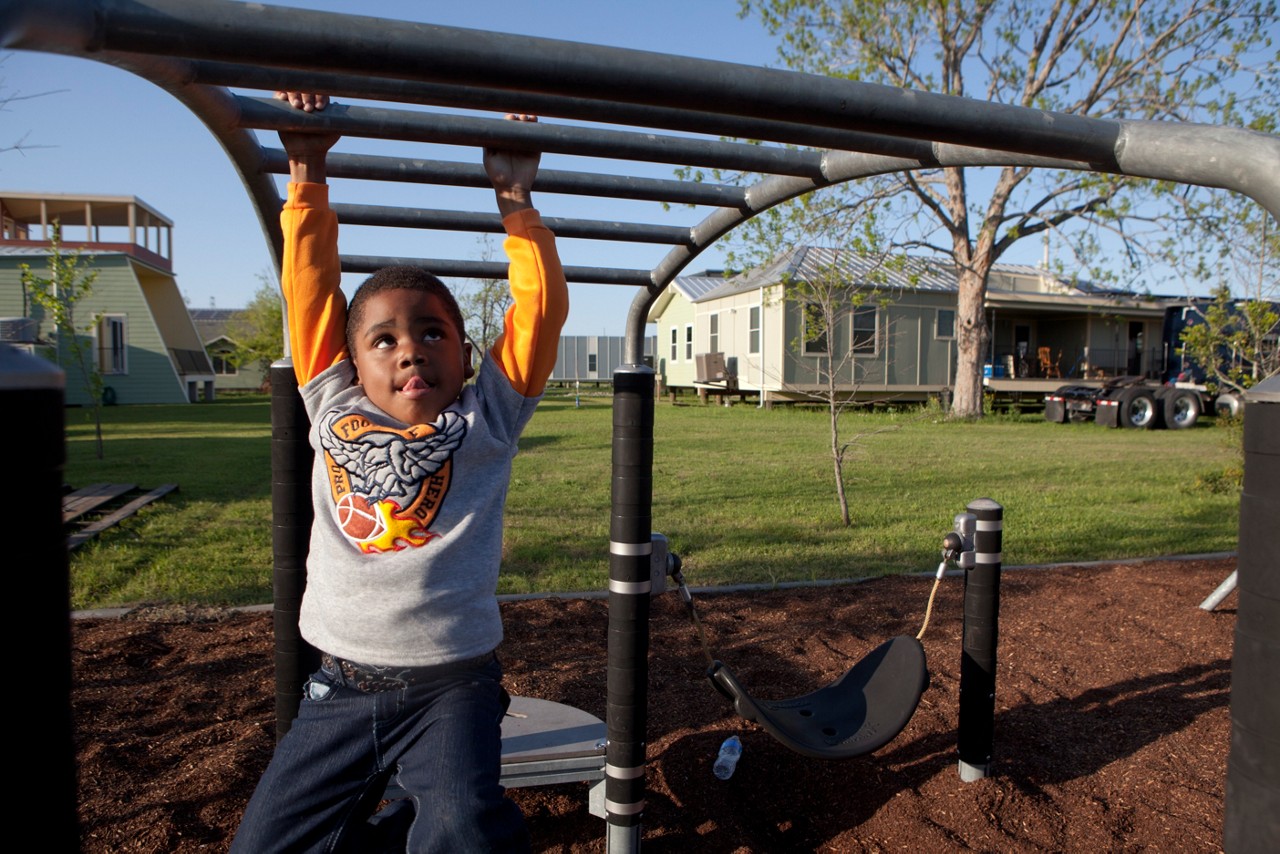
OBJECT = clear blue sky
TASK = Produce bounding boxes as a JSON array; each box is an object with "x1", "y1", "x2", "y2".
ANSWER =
[{"x1": 3, "y1": 0, "x2": 795, "y2": 335}]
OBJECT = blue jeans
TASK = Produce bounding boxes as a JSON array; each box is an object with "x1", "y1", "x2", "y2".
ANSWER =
[{"x1": 231, "y1": 655, "x2": 529, "y2": 853}]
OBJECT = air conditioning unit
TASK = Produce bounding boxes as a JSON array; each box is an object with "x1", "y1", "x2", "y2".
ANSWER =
[
  {"x1": 695, "y1": 352, "x2": 733, "y2": 383},
  {"x1": 0, "y1": 317, "x2": 38, "y2": 343}
]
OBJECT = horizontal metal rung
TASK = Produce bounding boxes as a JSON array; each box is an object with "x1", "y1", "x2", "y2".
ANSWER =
[
  {"x1": 331, "y1": 204, "x2": 693, "y2": 246},
  {"x1": 339, "y1": 255, "x2": 652, "y2": 287},
  {"x1": 238, "y1": 96, "x2": 827, "y2": 179},
  {"x1": 260, "y1": 149, "x2": 749, "y2": 209},
  {"x1": 196, "y1": 60, "x2": 936, "y2": 158}
]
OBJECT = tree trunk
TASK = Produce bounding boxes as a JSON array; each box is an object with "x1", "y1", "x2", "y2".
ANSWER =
[
  {"x1": 951, "y1": 266, "x2": 989, "y2": 418},
  {"x1": 831, "y1": 413, "x2": 851, "y2": 527},
  {"x1": 828, "y1": 360, "x2": 851, "y2": 527}
]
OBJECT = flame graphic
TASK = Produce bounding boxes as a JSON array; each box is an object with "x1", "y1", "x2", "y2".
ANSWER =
[{"x1": 357, "y1": 500, "x2": 436, "y2": 553}]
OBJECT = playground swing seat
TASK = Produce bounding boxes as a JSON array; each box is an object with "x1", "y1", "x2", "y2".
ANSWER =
[
  {"x1": 667, "y1": 530, "x2": 964, "y2": 761},
  {"x1": 707, "y1": 635, "x2": 928, "y2": 760}
]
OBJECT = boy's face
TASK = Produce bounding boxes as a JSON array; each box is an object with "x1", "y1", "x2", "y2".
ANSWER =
[{"x1": 351, "y1": 289, "x2": 474, "y2": 425}]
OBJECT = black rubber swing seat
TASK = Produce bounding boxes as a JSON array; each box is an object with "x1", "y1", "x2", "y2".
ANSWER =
[{"x1": 708, "y1": 635, "x2": 929, "y2": 760}]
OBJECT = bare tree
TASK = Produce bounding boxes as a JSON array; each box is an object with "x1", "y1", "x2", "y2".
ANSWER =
[
  {"x1": 740, "y1": 0, "x2": 1279, "y2": 417},
  {"x1": 737, "y1": 201, "x2": 906, "y2": 526},
  {"x1": 1, "y1": 54, "x2": 61, "y2": 157},
  {"x1": 455, "y1": 236, "x2": 514, "y2": 362}
]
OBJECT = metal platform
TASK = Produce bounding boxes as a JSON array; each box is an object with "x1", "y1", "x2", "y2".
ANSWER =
[{"x1": 386, "y1": 695, "x2": 608, "y2": 818}]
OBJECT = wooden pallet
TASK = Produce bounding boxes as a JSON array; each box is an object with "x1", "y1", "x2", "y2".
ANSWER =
[
  {"x1": 63, "y1": 483, "x2": 136, "y2": 524},
  {"x1": 64, "y1": 483, "x2": 179, "y2": 551}
]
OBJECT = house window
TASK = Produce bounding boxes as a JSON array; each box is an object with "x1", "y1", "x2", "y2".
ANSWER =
[
  {"x1": 749, "y1": 306, "x2": 761, "y2": 354},
  {"x1": 851, "y1": 306, "x2": 879, "y2": 354},
  {"x1": 802, "y1": 303, "x2": 828, "y2": 355},
  {"x1": 685, "y1": 325, "x2": 693, "y2": 361},
  {"x1": 670, "y1": 327, "x2": 678, "y2": 361},
  {"x1": 98, "y1": 315, "x2": 127, "y2": 374},
  {"x1": 936, "y1": 308, "x2": 955, "y2": 340},
  {"x1": 212, "y1": 354, "x2": 238, "y2": 375},
  {"x1": 588, "y1": 352, "x2": 598, "y2": 373},
  {"x1": 709, "y1": 313, "x2": 719, "y2": 354}
]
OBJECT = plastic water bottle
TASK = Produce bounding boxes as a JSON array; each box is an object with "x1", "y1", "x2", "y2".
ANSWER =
[{"x1": 713, "y1": 735, "x2": 742, "y2": 780}]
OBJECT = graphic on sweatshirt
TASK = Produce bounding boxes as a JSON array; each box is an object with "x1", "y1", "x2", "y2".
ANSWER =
[{"x1": 319, "y1": 409, "x2": 467, "y2": 553}]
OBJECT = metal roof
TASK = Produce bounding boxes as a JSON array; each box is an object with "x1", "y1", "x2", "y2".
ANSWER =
[{"x1": 680, "y1": 247, "x2": 1107, "y2": 302}]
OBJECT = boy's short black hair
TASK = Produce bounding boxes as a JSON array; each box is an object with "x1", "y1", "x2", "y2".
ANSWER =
[{"x1": 345, "y1": 266, "x2": 468, "y2": 358}]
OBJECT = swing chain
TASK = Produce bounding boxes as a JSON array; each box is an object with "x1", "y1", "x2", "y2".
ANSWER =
[
  {"x1": 668, "y1": 563, "x2": 718, "y2": 669},
  {"x1": 916, "y1": 513, "x2": 977, "y2": 640}
]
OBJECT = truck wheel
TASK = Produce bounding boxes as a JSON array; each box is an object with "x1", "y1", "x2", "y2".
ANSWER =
[
  {"x1": 1164, "y1": 390, "x2": 1201, "y2": 429},
  {"x1": 1215, "y1": 393, "x2": 1242, "y2": 419},
  {"x1": 1119, "y1": 388, "x2": 1160, "y2": 429}
]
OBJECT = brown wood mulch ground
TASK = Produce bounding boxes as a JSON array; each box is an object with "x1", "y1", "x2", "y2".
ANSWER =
[{"x1": 72, "y1": 556, "x2": 1236, "y2": 852}]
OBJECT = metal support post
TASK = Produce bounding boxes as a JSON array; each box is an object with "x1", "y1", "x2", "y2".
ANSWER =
[
  {"x1": 1225, "y1": 375, "x2": 1280, "y2": 853},
  {"x1": 3, "y1": 346, "x2": 79, "y2": 850},
  {"x1": 605, "y1": 364, "x2": 655, "y2": 853},
  {"x1": 270, "y1": 358, "x2": 318, "y2": 738},
  {"x1": 958, "y1": 498, "x2": 1003, "y2": 782}
]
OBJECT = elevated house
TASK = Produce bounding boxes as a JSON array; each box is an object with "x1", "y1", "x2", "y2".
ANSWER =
[
  {"x1": 0, "y1": 191, "x2": 214, "y2": 404},
  {"x1": 648, "y1": 249, "x2": 1168, "y2": 406}
]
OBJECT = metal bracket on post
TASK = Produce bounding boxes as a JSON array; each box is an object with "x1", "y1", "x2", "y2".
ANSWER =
[
  {"x1": 952, "y1": 512, "x2": 976, "y2": 571},
  {"x1": 649, "y1": 532, "x2": 670, "y2": 597}
]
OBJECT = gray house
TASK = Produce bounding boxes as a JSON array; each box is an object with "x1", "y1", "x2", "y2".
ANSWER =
[
  {"x1": 648, "y1": 248, "x2": 1168, "y2": 405},
  {"x1": 549, "y1": 335, "x2": 657, "y2": 385},
  {"x1": 189, "y1": 307, "x2": 271, "y2": 393}
]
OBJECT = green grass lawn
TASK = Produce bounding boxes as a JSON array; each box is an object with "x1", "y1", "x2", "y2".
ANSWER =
[{"x1": 62, "y1": 391, "x2": 1239, "y2": 609}]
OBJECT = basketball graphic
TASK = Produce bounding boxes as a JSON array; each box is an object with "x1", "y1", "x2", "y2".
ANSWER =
[{"x1": 335, "y1": 493, "x2": 384, "y2": 542}]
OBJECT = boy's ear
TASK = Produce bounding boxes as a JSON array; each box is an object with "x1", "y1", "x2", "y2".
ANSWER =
[{"x1": 463, "y1": 342, "x2": 476, "y2": 380}]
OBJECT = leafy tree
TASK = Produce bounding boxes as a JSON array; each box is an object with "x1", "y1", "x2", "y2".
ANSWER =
[
  {"x1": 21, "y1": 222, "x2": 105, "y2": 458},
  {"x1": 1178, "y1": 284, "x2": 1279, "y2": 397},
  {"x1": 1177, "y1": 180, "x2": 1279, "y2": 398},
  {"x1": 740, "y1": 0, "x2": 1278, "y2": 417},
  {"x1": 229, "y1": 273, "x2": 285, "y2": 375}
]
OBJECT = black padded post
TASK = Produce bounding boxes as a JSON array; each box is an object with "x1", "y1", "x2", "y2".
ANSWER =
[
  {"x1": 270, "y1": 358, "x2": 318, "y2": 738},
  {"x1": 958, "y1": 498, "x2": 1003, "y2": 781},
  {"x1": 605, "y1": 364, "x2": 655, "y2": 853},
  {"x1": 1225, "y1": 375, "x2": 1280, "y2": 853},
  {"x1": 4, "y1": 347, "x2": 79, "y2": 850}
]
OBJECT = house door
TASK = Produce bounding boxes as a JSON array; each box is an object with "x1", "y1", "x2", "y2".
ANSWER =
[{"x1": 1127, "y1": 322, "x2": 1144, "y2": 376}]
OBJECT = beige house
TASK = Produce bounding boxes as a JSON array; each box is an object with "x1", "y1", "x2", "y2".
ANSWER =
[
  {"x1": 649, "y1": 249, "x2": 1167, "y2": 405},
  {"x1": 1, "y1": 192, "x2": 215, "y2": 404}
]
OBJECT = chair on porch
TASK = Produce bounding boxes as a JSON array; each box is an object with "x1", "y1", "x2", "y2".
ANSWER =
[{"x1": 1038, "y1": 347, "x2": 1062, "y2": 378}]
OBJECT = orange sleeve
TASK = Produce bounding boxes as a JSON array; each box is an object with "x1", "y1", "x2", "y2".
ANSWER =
[
  {"x1": 489, "y1": 208, "x2": 569, "y2": 397},
  {"x1": 281, "y1": 182, "x2": 348, "y2": 386}
]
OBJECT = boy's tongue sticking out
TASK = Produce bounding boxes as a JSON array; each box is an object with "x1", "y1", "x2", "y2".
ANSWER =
[{"x1": 402, "y1": 376, "x2": 430, "y2": 396}]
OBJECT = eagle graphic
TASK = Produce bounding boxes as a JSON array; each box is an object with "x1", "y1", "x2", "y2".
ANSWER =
[{"x1": 319, "y1": 409, "x2": 468, "y2": 551}]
